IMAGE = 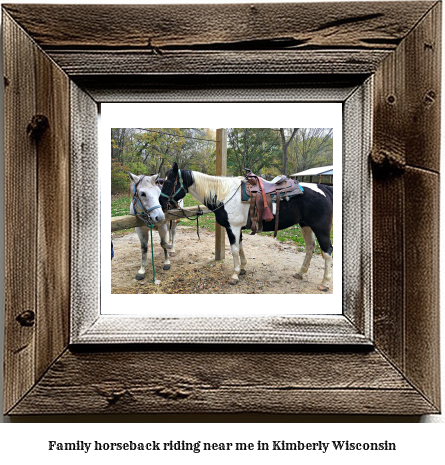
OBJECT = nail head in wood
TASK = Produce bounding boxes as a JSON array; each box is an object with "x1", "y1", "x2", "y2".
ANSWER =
[
  {"x1": 16, "y1": 310, "x2": 35, "y2": 327},
  {"x1": 26, "y1": 114, "x2": 49, "y2": 140}
]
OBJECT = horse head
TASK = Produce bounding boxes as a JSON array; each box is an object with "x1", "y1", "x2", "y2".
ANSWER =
[
  {"x1": 129, "y1": 173, "x2": 165, "y2": 224},
  {"x1": 159, "y1": 162, "x2": 188, "y2": 211}
]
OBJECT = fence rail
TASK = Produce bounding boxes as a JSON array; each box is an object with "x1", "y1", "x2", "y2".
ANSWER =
[{"x1": 111, "y1": 205, "x2": 210, "y2": 232}]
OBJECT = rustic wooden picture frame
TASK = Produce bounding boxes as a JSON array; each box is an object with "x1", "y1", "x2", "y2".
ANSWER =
[{"x1": 2, "y1": 2, "x2": 440, "y2": 415}]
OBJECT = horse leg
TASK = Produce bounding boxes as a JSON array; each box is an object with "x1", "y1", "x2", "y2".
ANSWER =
[
  {"x1": 238, "y1": 230, "x2": 247, "y2": 276},
  {"x1": 312, "y1": 226, "x2": 333, "y2": 292},
  {"x1": 135, "y1": 226, "x2": 148, "y2": 280},
  {"x1": 227, "y1": 226, "x2": 242, "y2": 285},
  {"x1": 293, "y1": 225, "x2": 316, "y2": 281},
  {"x1": 168, "y1": 220, "x2": 177, "y2": 257},
  {"x1": 157, "y1": 223, "x2": 171, "y2": 271},
  {"x1": 318, "y1": 251, "x2": 333, "y2": 292}
]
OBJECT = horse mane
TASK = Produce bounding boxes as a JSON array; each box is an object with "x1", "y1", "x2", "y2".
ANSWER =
[{"x1": 190, "y1": 171, "x2": 238, "y2": 205}]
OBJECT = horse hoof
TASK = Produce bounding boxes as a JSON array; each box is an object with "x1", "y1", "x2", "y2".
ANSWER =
[
  {"x1": 169, "y1": 252, "x2": 176, "y2": 257},
  {"x1": 229, "y1": 279, "x2": 238, "y2": 285},
  {"x1": 163, "y1": 264, "x2": 171, "y2": 271},
  {"x1": 136, "y1": 274, "x2": 145, "y2": 281},
  {"x1": 293, "y1": 273, "x2": 304, "y2": 280},
  {"x1": 239, "y1": 269, "x2": 246, "y2": 275},
  {"x1": 317, "y1": 284, "x2": 329, "y2": 292}
]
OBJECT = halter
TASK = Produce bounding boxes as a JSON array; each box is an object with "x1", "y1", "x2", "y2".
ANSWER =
[
  {"x1": 159, "y1": 169, "x2": 187, "y2": 209},
  {"x1": 131, "y1": 175, "x2": 162, "y2": 225}
]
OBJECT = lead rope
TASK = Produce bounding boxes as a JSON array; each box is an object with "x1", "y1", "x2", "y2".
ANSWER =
[
  {"x1": 149, "y1": 224, "x2": 155, "y2": 283},
  {"x1": 132, "y1": 177, "x2": 159, "y2": 284},
  {"x1": 196, "y1": 204, "x2": 202, "y2": 240}
]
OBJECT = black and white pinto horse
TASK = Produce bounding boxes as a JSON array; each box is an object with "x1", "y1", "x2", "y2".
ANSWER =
[
  {"x1": 160, "y1": 163, "x2": 333, "y2": 291},
  {"x1": 129, "y1": 173, "x2": 181, "y2": 280}
]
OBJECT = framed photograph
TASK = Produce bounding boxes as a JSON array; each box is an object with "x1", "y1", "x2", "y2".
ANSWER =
[
  {"x1": 99, "y1": 101, "x2": 352, "y2": 344},
  {"x1": 3, "y1": 2, "x2": 440, "y2": 415}
]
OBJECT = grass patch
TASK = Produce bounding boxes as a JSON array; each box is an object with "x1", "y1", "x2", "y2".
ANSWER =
[
  {"x1": 111, "y1": 195, "x2": 132, "y2": 217},
  {"x1": 111, "y1": 193, "x2": 333, "y2": 255}
]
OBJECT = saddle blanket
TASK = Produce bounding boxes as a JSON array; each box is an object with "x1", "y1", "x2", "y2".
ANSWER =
[{"x1": 241, "y1": 179, "x2": 303, "y2": 202}]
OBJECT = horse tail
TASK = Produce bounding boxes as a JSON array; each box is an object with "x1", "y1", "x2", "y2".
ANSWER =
[{"x1": 318, "y1": 184, "x2": 333, "y2": 196}]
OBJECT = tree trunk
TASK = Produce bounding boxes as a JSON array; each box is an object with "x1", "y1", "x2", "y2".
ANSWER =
[
  {"x1": 280, "y1": 128, "x2": 298, "y2": 175},
  {"x1": 279, "y1": 129, "x2": 287, "y2": 175}
]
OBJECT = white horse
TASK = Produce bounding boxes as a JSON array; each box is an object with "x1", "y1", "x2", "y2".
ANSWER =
[
  {"x1": 159, "y1": 163, "x2": 333, "y2": 290},
  {"x1": 128, "y1": 173, "x2": 181, "y2": 280}
]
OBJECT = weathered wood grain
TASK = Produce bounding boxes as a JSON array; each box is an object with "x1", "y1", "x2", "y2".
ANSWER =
[
  {"x1": 75, "y1": 315, "x2": 370, "y2": 346},
  {"x1": 70, "y1": 83, "x2": 100, "y2": 339},
  {"x1": 404, "y1": 167, "x2": 440, "y2": 409},
  {"x1": 404, "y1": 2, "x2": 441, "y2": 172},
  {"x1": 3, "y1": 2, "x2": 435, "y2": 50},
  {"x1": 8, "y1": 349, "x2": 437, "y2": 415},
  {"x1": 342, "y1": 81, "x2": 372, "y2": 336},
  {"x1": 372, "y1": 21, "x2": 409, "y2": 370},
  {"x1": 372, "y1": 2, "x2": 441, "y2": 173},
  {"x1": 111, "y1": 207, "x2": 211, "y2": 232},
  {"x1": 3, "y1": 13, "x2": 38, "y2": 414},
  {"x1": 372, "y1": 175, "x2": 405, "y2": 367},
  {"x1": 35, "y1": 37, "x2": 71, "y2": 382},
  {"x1": 47, "y1": 50, "x2": 391, "y2": 76},
  {"x1": 372, "y1": 3, "x2": 441, "y2": 411},
  {"x1": 3, "y1": 12, "x2": 72, "y2": 412},
  {"x1": 82, "y1": 77, "x2": 361, "y2": 105}
]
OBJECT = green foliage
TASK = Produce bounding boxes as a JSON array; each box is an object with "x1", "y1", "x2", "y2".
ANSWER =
[
  {"x1": 227, "y1": 128, "x2": 281, "y2": 176},
  {"x1": 111, "y1": 128, "x2": 218, "y2": 191},
  {"x1": 111, "y1": 159, "x2": 130, "y2": 194},
  {"x1": 110, "y1": 127, "x2": 334, "y2": 194}
]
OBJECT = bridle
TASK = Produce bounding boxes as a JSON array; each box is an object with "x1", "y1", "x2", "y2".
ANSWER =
[
  {"x1": 159, "y1": 169, "x2": 187, "y2": 210},
  {"x1": 131, "y1": 175, "x2": 162, "y2": 225}
]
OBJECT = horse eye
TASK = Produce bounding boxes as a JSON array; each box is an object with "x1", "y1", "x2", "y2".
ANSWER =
[{"x1": 140, "y1": 192, "x2": 146, "y2": 197}]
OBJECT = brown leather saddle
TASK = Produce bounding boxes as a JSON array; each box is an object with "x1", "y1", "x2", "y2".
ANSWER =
[{"x1": 243, "y1": 171, "x2": 303, "y2": 237}]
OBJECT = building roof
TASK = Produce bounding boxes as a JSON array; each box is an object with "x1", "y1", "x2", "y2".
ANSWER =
[{"x1": 290, "y1": 165, "x2": 333, "y2": 177}]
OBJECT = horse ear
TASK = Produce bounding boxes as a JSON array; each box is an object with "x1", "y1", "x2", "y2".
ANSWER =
[
  {"x1": 128, "y1": 172, "x2": 140, "y2": 184},
  {"x1": 151, "y1": 173, "x2": 160, "y2": 183},
  {"x1": 172, "y1": 162, "x2": 178, "y2": 174}
]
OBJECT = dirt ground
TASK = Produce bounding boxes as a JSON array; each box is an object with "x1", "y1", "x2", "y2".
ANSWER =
[{"x1": 111, "y1": 226, "x2": 333, "y2": 295}]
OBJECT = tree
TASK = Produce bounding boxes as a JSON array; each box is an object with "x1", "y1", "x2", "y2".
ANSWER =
[
  {"x1": 111, "y1": 128, "x2": 131, "y2": 163},
  {"x1": 133, "y1": 128, "x2": 186, "y2": 175},
  {"x1": 289, "y1": 128, "x2": 333, "y2": 174},
  {"x1": 227, "y1": 128, "x2": 281, "y2": 176},
  {"x1": 111, "y1": 159, "x2": 130, "y2": 194},
  {"x1": 278, "y1": 128, "x2": 299, "y2": 175}
]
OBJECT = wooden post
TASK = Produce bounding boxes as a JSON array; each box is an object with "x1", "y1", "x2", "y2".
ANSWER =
[{"x1": 215, "y1": 128, "x2": 227, "y2": 260}]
